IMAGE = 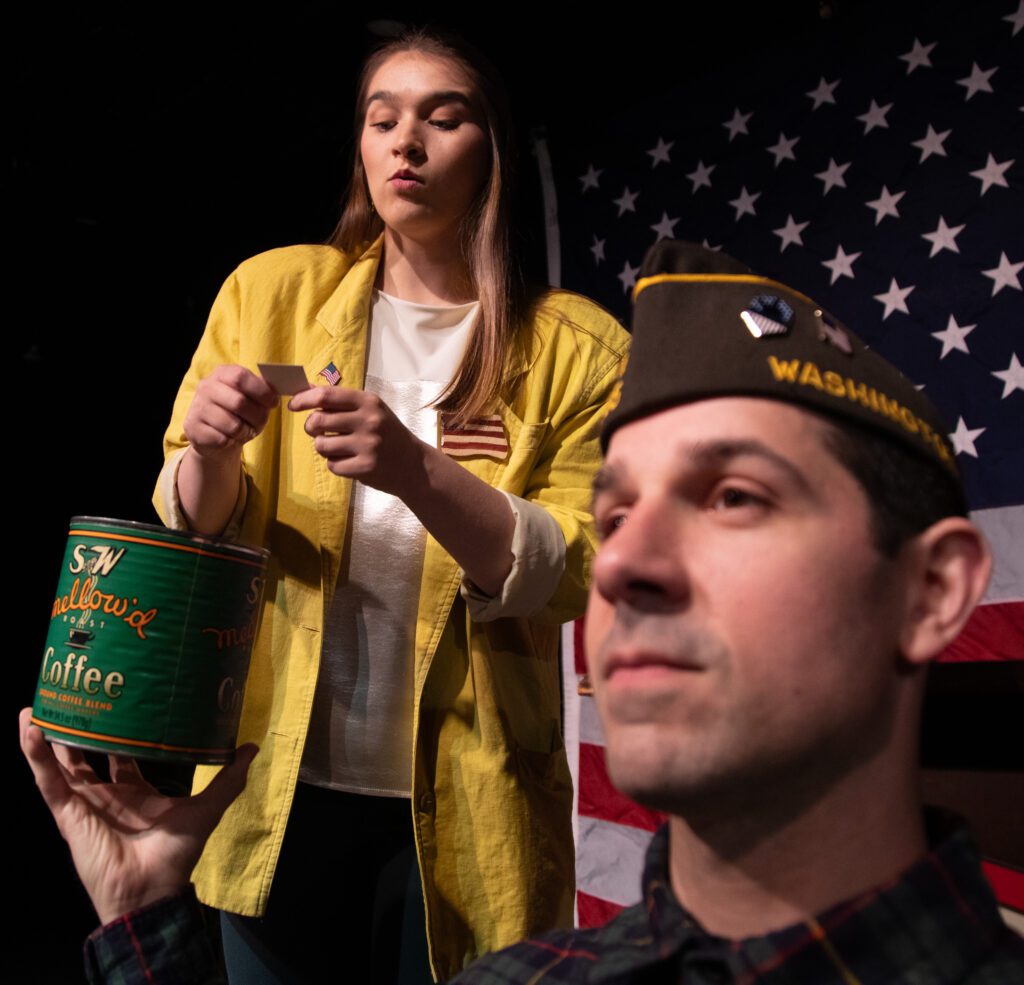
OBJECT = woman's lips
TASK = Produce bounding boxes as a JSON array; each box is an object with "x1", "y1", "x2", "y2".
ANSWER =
[{"x1": 389, "y1": 170, "x2": 424, "y2": 191}]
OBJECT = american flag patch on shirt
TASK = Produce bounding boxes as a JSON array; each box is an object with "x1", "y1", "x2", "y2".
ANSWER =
[
  {"x1": 440, "y1": 414, "x2": 508, "y2": 461},
  {"x1": 317, "y1": 362, "x2": 341, "y2": 386}
]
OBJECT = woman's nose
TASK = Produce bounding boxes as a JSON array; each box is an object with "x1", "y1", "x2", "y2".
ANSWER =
[{"x1": 393, "y1": 127, "x2": 425, "y2": 163}]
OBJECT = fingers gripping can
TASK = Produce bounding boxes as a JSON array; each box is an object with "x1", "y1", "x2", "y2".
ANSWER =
[{"x1": 31, "y1": 517, "x2": 269, "y2": 764}]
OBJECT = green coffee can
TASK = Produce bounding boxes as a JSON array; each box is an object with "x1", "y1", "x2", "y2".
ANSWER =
[{"x1": 32, "y1": 517, "x2": 268, "y2": 764}]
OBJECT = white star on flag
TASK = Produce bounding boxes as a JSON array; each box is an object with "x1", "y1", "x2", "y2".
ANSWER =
[
  {"x1": 806, "y1": 77, "x2": 839, "y2": 109},
  {"x1": 970, "y1": 155, "x2": 1014, "y2": 195},
  {"x1": 822, "y1": 245, "x2": 861, "y2": 284},
  {"x1": 815, "y1": 158, "x2": 851, "y2": 195},
  {"x1": 590, "y1": 236, "x2": 606, "y2": 264},
  {"x1": 613, "y1": 187, "x2": 639, "y2": 216},
  {"x1": 912, "y1": 125, "x2": 951, "y2": 162},
  {"x1": 931, "y1": 315, "x2": 976, "y2": 358},
  {"x1": 857, "y1": 100, "x2": 893, "y2": 134},
  {"x1": 897, "y1": 38, "x2": 937, "y2": 72},
  {"x1": 650, "y1": 212, "x2": 679, "y2": 241},
  {"x1": 956, "y1": 63, "x2": 997, "y2": 101},
  {"x1": 579, "y1": 164, "x2": 602, "y2": 191},
  {"x1": 1005, "y1": 1, "x2": 1024, "y2": 35},
  {"x1": 949, "y1": 416, "x2": 985, "y2": 457},
  {"x1": 922, "y1": 217, "x2": 966, "y2": 257},
  {"x1": 647, "y1": 137, "x2": 674, "y2": 167},
  {"x1": 992, "y1": 353, "x2": 1024, "y2": 398},
  {"x1": 766, "y1": 132, "x2": 800, "y2": 167},
  {"x1": 865, "y1": 185, "x2": 905, "y2": 225},
  {"x1": 722, "y1": 108, "x2": 753, "y2": 141},
  {"x1": 686, "y1": 161, "x2": 715, "y2": 192},
  {"x1": 899, "y1": 38, "x2": 936, "y2": 73},
  {"x1": 617, "y1": 260, "x2": 641, "y2": 293},
  {"x1": 874, "y1": 278, "x2": 914, "y2": 319},
  {"x1": 982, "y1": 252, "x2": 1023, "y2": 295},
  {"x1": 773, "y1": 215, "x2": 809, "y2": 252},
  {"x1": 728, "y1": 186, "x2": 760, "y2": 220}
]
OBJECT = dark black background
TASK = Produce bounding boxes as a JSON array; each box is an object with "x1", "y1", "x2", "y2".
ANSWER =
[{"x1": 11, "y1": 4, "x2": 1019, "y2": 980}]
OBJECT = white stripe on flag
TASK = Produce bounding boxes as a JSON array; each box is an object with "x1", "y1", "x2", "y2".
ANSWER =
[
  {"x1": 562, "y1": 623, "x2": 581, "y2": 848},
  {"x1": 972, "y1": 506, "x2": 1024, "y2": 604},
  {"x1": 1003, "y1": 908, "x2": 1024, "y2": 936},
  {"x1": 576, "y1": 815, "x2": 652, "y2": 907},
  {"x1": 579, "y1": 693, "x2": 605, "y2": 747}
]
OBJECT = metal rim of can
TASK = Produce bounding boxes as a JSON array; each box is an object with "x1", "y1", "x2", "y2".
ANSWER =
[{"x1": 70, "y1": 515, "x2": 269, "y2": 567}]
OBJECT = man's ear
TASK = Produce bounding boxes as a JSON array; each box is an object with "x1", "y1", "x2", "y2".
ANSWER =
[{"x1": 899, "y1": 517, "x2": 991, "y2": 667}]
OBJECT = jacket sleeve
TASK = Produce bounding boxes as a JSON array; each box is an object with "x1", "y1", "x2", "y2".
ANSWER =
[
  {"x1": 517, "y1": 344, "x2": 627, "y2": 626},
  {"x1": 459, "y1": 490, "x2": 566, "y2": 621},
  {"x1": 151, "y1": 272, "x2": 250, "y2": 539}
]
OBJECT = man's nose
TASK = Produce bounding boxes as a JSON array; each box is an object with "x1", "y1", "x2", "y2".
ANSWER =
[{"x1": 591, "y1": 499, "x2": 689, "y2": 612}]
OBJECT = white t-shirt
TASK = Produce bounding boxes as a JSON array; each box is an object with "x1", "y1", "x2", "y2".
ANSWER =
[{"x1": 298, "y1": 290, "x2": 568, "y2": 797}]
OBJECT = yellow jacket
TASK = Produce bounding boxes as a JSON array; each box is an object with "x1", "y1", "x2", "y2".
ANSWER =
[{"x1": 153, "y1": 239, "x2": 629, "y2": 979}]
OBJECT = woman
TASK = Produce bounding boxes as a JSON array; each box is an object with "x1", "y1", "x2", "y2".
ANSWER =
[{"x1": 154, "y1": 29, "x2": 628, "y2": 983}]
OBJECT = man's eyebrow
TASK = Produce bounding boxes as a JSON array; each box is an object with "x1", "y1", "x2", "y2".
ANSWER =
[
  {"x1": 590, "y1": 465, "x2": 621, "y2": 509},
  {"x1": 688, "y1": 439, "x2": 812, "y2": 492},
  {"x1": 365, "y1": 89, "x2": 473, "y2": 108}
]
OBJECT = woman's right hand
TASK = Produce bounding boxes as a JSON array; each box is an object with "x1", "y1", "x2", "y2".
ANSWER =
[{"x1": 183, "y1": 365, "x2": 280, "y2": 461}]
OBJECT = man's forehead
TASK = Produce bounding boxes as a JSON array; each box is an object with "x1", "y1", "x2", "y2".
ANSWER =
[{"x1": 600, "y1": 397, "x2": 829, "y2": 475}]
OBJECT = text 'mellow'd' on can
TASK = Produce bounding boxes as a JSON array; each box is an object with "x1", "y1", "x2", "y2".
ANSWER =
[{"x1": 32, "y1": 517, "x2": 269, "y2": 764}]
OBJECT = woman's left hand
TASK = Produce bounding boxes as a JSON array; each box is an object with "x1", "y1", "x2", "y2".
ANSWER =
[{"x1": 288, "y1": 387, "x2": 426, "y2": 498}]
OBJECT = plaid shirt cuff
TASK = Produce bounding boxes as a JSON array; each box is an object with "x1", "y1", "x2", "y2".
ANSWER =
[{"x1": 84, "y1": 887, "x2": 221, "y2": 985}]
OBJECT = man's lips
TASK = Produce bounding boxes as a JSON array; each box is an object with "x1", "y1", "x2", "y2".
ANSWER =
[{"x1": 602, "y1": 649, "x2": 705, "y2": 680}]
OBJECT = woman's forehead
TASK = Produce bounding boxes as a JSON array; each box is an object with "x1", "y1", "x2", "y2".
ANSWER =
[{"x1": 366, "y1": 50, "x2": 475, "y2": 100}]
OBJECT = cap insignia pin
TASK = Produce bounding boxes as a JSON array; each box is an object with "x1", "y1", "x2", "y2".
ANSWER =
[
  {"x1": 740, "y1": 294, "x2": 794, "y2": 338},
  {"x1": 815, "y1": 309, "x2": 853, "y2": 354}
]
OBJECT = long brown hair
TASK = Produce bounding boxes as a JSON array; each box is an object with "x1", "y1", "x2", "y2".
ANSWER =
[{"x1": 329, "y1": 29, "x2": 527, "y2": 426}]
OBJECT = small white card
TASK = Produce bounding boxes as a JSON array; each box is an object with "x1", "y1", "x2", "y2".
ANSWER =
[{"x1": 258, "y1": 363, "x2": 310, "y2": 395}]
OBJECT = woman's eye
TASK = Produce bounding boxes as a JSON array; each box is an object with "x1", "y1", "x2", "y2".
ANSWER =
[
  {"x1": 369, "y1": 121, "x2": 395, "y2": 132},
  {"x1": 430, "y1": 118, "x2": 460, "y2": 131}
]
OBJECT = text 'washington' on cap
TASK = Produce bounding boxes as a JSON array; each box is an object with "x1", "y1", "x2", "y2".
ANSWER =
[{"x1": 602, "y1": 240, "x2": 958, "y2": 477}]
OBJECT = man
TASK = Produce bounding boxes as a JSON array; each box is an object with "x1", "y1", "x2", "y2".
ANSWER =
[{"x1": 22, "y1": 242, "x2": 1023, "y2": 983}]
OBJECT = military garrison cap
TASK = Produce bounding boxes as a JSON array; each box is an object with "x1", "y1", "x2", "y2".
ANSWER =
[{"x1": 602, "y1": 240, "x2": 959, "y2": 477}]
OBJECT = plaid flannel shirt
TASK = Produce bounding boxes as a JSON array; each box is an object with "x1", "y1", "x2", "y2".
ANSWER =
[
  {"x1": 453, "y1": 817, "x2": 1023, "y2": 985},
  {"x1": 85, "y1": 816, "x2": 1022, "y2": 984}
]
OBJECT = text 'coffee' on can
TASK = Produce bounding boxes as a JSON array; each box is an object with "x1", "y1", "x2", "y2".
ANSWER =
[{"x1": 32, "y1": 517, "x2": 269, "y2": 764}]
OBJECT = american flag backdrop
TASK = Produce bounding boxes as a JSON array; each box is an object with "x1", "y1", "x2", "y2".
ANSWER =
[{"x1": 544, "y1": 1, "x2": 1024, "y2": 933}]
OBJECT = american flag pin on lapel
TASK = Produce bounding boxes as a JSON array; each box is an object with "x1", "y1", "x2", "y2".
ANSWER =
[{"x1": 317, "y1": 361, "x2": 342, "y2": 385}]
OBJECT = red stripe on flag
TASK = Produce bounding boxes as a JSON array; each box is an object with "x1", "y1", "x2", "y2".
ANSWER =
[
  {"x1": 939, "y1": 601, "x2": 1024, "y2": 663},
  {"x1": 983, "y1": 860, "x2": 1024, "y2": 913},
  {"x1": 578, "y1": 742, "x2": 666, "y2": 832},
  {"x1": 574, "y1": 617, "x2": 587, "y2": 675},
  {"x1": 443, "y1": 441, "x2": 507, "y2": 451},
  {"x1": 445, "y1": 426, "x2": 504, "y2": 437},
  {"x1": 576, "y1": 890, "x2": 625, "y2": 928}
]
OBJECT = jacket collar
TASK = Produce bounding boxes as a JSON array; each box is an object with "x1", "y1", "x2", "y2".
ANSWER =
[
  {"x1": 315, "y1": 236, "x2": 383, "y2": 342},
  {"x1": 314, "y1": 235, "x2": 535, "y2": 380}
]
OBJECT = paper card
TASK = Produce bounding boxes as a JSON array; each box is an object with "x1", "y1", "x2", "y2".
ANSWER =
[{"x1": 258, "y1": 363, "x2": 311, "y2": 395}]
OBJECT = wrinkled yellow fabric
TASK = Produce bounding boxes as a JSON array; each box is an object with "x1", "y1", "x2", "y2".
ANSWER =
[{"x1": 153, "y1": 239, "x2": 629, "y2": 979}]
